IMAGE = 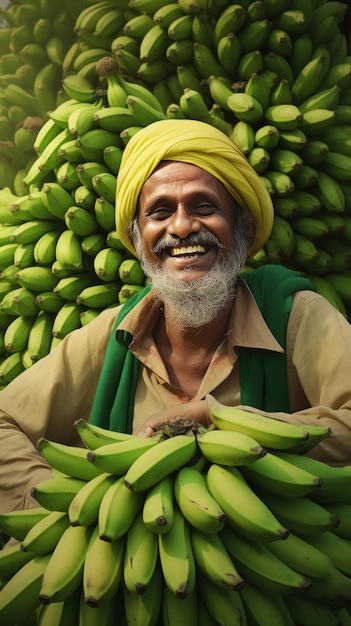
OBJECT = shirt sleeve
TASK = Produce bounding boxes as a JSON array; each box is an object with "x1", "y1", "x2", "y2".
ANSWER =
[
  {"x1": 240, "y1": 291, "x2": 351, "y2": 466},
  {"x1": 0, "y1": 307, "x2": 118, "y2": 513}
]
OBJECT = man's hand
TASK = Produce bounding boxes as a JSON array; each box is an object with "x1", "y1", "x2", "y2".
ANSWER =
[{"x1": 136, "y1": 400, "x2": 211, "y2": 437}]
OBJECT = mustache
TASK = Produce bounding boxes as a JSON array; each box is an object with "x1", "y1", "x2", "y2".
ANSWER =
[{"x1": 151, "y1": 231, "x2": 223, "y2": 254}]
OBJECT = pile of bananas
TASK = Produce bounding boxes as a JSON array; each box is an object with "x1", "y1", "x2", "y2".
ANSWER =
[
  {"x1": 1, "y1": 407, "x2": 351, "y2": 624},
  {"x1": 0, "y1": 0, "x2": 350, "y2": 384}
]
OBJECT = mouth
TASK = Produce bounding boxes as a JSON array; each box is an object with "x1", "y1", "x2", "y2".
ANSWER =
[{"x1": 170, "y1": 244, "x2": 206, "y2": 257}]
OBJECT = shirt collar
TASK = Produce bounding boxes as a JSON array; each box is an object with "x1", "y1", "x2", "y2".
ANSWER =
[{"x1": 116, "y1": 278, "x2": 283, "y2": 354}]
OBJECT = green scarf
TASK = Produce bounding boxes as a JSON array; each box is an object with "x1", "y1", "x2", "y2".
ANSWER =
[{"x1": 89, "y1": 265, "x2": 315, "y2": 432}]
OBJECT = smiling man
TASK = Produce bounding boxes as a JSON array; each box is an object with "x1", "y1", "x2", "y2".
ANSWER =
[{"x1": 1, "y1": 119, "x2": 351, "y2": 515}]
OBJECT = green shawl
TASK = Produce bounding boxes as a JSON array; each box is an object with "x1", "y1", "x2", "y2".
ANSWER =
[{"x1": 89, "y1": 264, "x2": 315, "y2": 432}]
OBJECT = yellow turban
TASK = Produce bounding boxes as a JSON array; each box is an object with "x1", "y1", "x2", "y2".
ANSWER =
[{"x1": 115, "y1": 119, "x2": 274, "y2": 258}]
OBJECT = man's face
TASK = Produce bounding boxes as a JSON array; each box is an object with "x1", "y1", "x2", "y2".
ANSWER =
[{"x1": 137, "y1": 161, "x2": 237, "y2": 283}]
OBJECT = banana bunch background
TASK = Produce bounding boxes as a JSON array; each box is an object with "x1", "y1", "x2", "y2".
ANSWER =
[
  {"x1": 1, "y1": 408, "x2": 351, "y2": 625},
  {"x1": 0, "y1": 0, "x2": 349, "y2": 384}
]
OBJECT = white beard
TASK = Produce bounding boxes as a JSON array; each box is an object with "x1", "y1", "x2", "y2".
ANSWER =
[{"x1": 132, "y1": 226, "x2": 248, "y2": 328}]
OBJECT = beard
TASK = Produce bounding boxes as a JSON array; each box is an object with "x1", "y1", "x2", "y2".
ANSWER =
[{"x1": 131, "y1": 224, "x2": 249, "y2": 328}]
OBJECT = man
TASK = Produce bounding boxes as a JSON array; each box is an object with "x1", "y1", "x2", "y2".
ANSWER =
[{"x1": 0, "y1": 119, "x2": 351, "y2": 515}]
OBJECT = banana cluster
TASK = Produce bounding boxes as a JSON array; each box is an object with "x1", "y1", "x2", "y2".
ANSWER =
[
  {"x1": 1, "y1": 408, "x2": 351, "y2": 624},
  {"x1": 0, "y1": 0, "x2": 350, "y2": 385}
]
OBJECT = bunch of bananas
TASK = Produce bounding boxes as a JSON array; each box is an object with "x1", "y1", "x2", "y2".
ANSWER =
[
  {"x1": 1, "y1": 407, "x2": 351, "y2": 624},
  {"x1": 0, "y1": 0, "x2": 349, "y2": 385}
]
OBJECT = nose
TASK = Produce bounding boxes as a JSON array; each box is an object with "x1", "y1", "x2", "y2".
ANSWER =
[{"x1": 167, "y1": 205, "x2": 200, "y2": 239}]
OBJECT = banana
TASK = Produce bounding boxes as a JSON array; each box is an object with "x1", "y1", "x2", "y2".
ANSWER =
[
  {"x1": 209, "y1": 404, "x2": 316, "y2": 450},
  {"x1": 254, "y1": 124, "x2": 280, "y2": 150},
  {"x1": 31, "y1": 475, "x2": 86, "y2": 512},
  {"x1": 196, "y1": 427, "x2": 267, "y2": 466},
  {"x1": 37, "y1": 589, "x2": 80, "y2": 626},
  {"x1": 41, "y1": 182, "x2": 75, "y2": 220},
  {"x1": 153, "y1": 4, "x2": 184, "y2": 29},
  {"x1": 35, "y1": 291, "x2": 65, "y2": 314},
  {"x1": 118, "y1": 283, "x2": 145, "y2": 303},
  {"x1": 245, "y1": 72, "x2": 270, "y2": 110},
  {"x1": 270, "y1": 78, "x2": 293, "y2": 106},
  {"x1": 11, "y1": 219, "x2": 59, "y2": 246},
  {"x1": 269, "y1": 214, "x2": 295, "y2": 257},
  {"x1": 52, "y1": 301, "x2": 82, "y2": 339},
  {"x1": 240, "y1": 582, "x2": 287, "y2": 626},
  {"x1": 92, "y1": 171, "x2": 116, "y2": 204},
  {"x1": 139, "y1": 23, "x2": 170, "y2": 63},
  {"x1": 76, "y1": 127, "x2": 122, "y2": 162},
  {"x1": 213, "y1": 4, "x2": 246, "y2": 46},
  {"x1": 284, "y1": 593, "x2": 342, "y2": 626},
  {"x1": 231, "y1": 120, "x2": 255, "y2": 155},
  {"x1": 1, "y1": 351, "x2": 31, "y2": 383},
  {"x1": 76, "y1": 282, "x2": 119, "y2": 308},
  {"x1": 68, "y1": 472, "x2": 116, "y2": 527},
  {"x1": 266, "y1": 531, "x2": 336, "y2": 579},
  {"x1": 308, "y1": 531, "x2": 351, "y2": 577},
  {"x1": 124, "y1": 434, "x2": 198, "y2": 493},
  {"x1": 26, "y1": 128, "x2": 73, "y2": 185},
  {"x1": 324, "y1": 502, "x2": 351, "y2": 539},
  {"x1": 179, "y1": 87, "x2": 211, "y2": 122},
  {"x1": 263, "y1": 169, "x2": 294, "y2": 195},
  {"x1": 34, "y1": 118, "x2": 62, "y2": 155},
  {"x1": 93, "y1": 247, "x2": 124, "y2": 281},
  {"x1": 227, "y1": 92, "x2": 264, "y2": 123},
  {"x1": 198, "y1": 570, "x2": 248, "y2": 626},
  {"x1": 26, "y1": 311, "x2": 53, "y2": 363},
  {"x1": 241, "y1": 450, "x2": 323, "y2": 498},
  {"x1": 142, "y1": 474, "x2": 175, "y2": 534},
  {"x1": 74, "y1": 2, "x2": 115, "y2": 35},
  {"x1": 67, "y1": 103, "x2": 101, "y2": 137},
  {"x1": 74, "y1": 185, "x2": 98, "y2": 211},
  {"x1": 0, "y1": 553, "x2": 50, "y2": 625},
  {"x1": 118, "y1": 258, "x2": 145, "y2": 285},
  {"x1": 322, "y1": 151, "x2": 351, "y2": 183},
  {"x1": 264, "y1": 103, "x2": 303, "y2": 129},
  {"x1": 126, "y1": 94, "x2": 167, "y2": 126},
  {"x1": 221, "y1": 525, "x2": 311, "y2": 595},
  {"x1": 158, "y1": 504, "x2": 196, "y2": 598},
  {"x1": 34, "y1": 230, "x2": 62, "y2": 266},
  {"x1": 167, "y1": 14, "x2": 193, "y2": 41},
  {"x1": 0, "y1": 541, "x2": 36, "y2": 580},
  {"x1": 166, "y1": 38, "x2": 193, "y2": 65},
  {"x1": 74, "y1": 418, "x2": 137, "y2": 450},
  {"x1": 15, "y1": 266, "x2": 59, "y2": 292},
  {"x1": 94, "y1": 7, "x2": 125, "y2": 38},
  {"x1": 124, "y1": 564, "x2": 162, "y2": 626},
  {"x1": 273, "y1": 451, "x2": 351, "y2": 505},
  {"x1": 176, "y1": 64, "x2": 209, "y2": 100},
  {"x1": 193, "y1": 41, "x2": 228, "y2": 79},
  {"x1": 0, "y1": 507, "x2": 50, "y2": 542},
  {"x1": 103, "y1": 144, "x2": 124, "y2": 175},
  {"x1": 206, "y1": 463, "x2": 289, "y2": 543},
  {"x1": 54, "y1": 274, "x2": 93, "y2": 301},
  {"x1": 82, "y1": 524, "x2": 124, "y2": 607},
  {"x1": 39, "y1": 524, "x2": 93, "y2": 604},
  {"x1": 38, "y1": 437, "x2": 103, "y2": 481},
  {"x1": 315, "y1": 168, "x2": 346, "y2": 213},
  {"x1": 20, "y1": 511, "x2": 70, "y2": 555},
  {"x1": 98, "y1": 475, "x2": 144, "y2": 542},
  {"x1": 94, "y1": 106, "x2": 138, "y2": 132},
  {"x1": 4, "y1": 314, "x2": 35, "y2": 353},
  {"x1": 173, "y1": 465, "x2": 226, "y2": 534},
  {"x1": 123, "y1": 13, "x2": 155, "y2": 38},
  {"x1": 62, "y1": 74, "x2": 97, "y2": 104},
  {"x1": 64, "y1": 205, "x2": 99, "y2": 237},
  {"x1": 123, "y1": 510, "x2": 159, "y2": 594},
  {"x1": 55, "y1": 230, "x2": 83, "y2": 271},
  {"x1": 1, "y1": 286, "x2": 39, "y2": 318},
  {"x1": 87, "y1": 437, "x2": 161, "y2": 476},
  {"x1": 162, "y1": 583, "x2": 198, "y2": 626},
  {"x1": 191, "y1": 525, "x2": 244, "y2": 591}
]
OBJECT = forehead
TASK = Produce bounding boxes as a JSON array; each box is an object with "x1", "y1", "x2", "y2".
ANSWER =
[{"x1": 141, "y1": 160, "x2": 231, "y2": 195}]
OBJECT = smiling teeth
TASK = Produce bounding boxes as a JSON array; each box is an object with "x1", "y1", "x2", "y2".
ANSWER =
[{"x1": 171, "y1": 245, "x2": 205, "y2": 256}]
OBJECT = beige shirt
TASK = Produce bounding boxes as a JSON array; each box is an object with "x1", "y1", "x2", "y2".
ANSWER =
[{"x1": 1, "y1": 279, "x2": 351, "y2": 513}]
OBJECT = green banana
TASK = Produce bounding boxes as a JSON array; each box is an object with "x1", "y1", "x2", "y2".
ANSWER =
[
  {"x1": 206, "y1": 463, "x2": 289, "y2": 543},
  {"x1": 196, "y1": 427, "x2": 266, "y2": 466},
  {"x1": 35, "y1": 291, "x2": 65, "y2": 314},
  {"x1": 80, "y1": 232, "x2": 106, "y2": 257},
  {"x1": 64, "y1": 205, "x2": 99, "y2": 237},
  {"x1": 264, "y1": 103, "x2": 303, "y2": 129},
  {"x1": 37, "y1": 589, "x2": 80, "y2": 626},
  {"x1": 74, "y1": 418, "x2": 137, "y2": 449},
  {"x1": 87, "y1": 436, "x2": 161, "y2": 476},
  {"x1": 153, "y1": 3, "x2": 184, "y2": 29},
  {"x1": 92, "y1": 171, "x2": 117, "y2": 204},
  {"x1": 193, "y1": 41, "x2": 229, "y2": 79},
  {"x1": 15, "y1": 265, "x2": 59, "y2": 292},
  {"x1": 11, "y1": 220, "x2": 58, "y2": 245},
  {"x1": 52, "y1": 301, "x2": 83, "y2": 339},
  {"x1": 20, "y1": 511, "x2": 70, "y2": 555},
  {"x1": 76, "y1": 127, "x2": 123, "y2": 162},
  {"x1": 168, "y1": 14, "x2": 193, "y2": 41},
  {"x1": 197, "y1": 570, "x2": 247, "y2": 626},
  {"x1": 124, "y1": 434, "x2": 198, "y2": 493},
  {"x1": 98, "y1": 475, "x2": 144, "y2": 542},
  {"x1": 0, "y1": 507, "x2": 50, "y2": 542},
  {"x1": 1, "y1": 286, "x2": 39, "y2": 318},
  {"x1": 213, "y1": 4, "x2": 246, "y2": 45},
  {"x1": 191, "y1": 526, "x2": 244, "y2": 591},
  {"x1": 124, "y1": 564, "x2": 162, "y2": 626},
  {"x1": 82, "y1": 524, "x2": 124, "y2": 607},
  {"x1": 27, "y1": 310, "x2": 54, "y2": 363},
  {"x1": 315, "y1": 168, "x2": 346, "y2": 213},
  {"x1": 126, "y1": 93, "x2": 167, "y2": 125},
  {"x1": 39, "y1": 524, "x2": 93, "y2": 604},
  {"x1": 31, "y1": 476, "x2": 86, "y2": 512},
  {"x1": 0, "y1": 541, "x2": 36, "y2": 580},
  {"x1": 34, "y1": 230, "x2": 62, "y2": 266},
  {"x1": 123, "y1": 510, "x2": 159, "y2": 594},
  {"x1": 76, "y1": 161, "x2": 108, "y2": 190},
  {"x1": 76, "y1": 282, "x2": 119, "y2": 308},
  {"x1": 139, "y1": 23, "x2": 170, "y2": 63},
  {"x1": 94, "y1": 7, "x2": 125, "y2": 38},
  {"x1": 118, "y1": 258, "x2": 145, "y2": 285},
  {"x1": 67, "y1": 102, "x2": 102, "y2": 137},
  {"x1": 231, "y1": 120, "x2": 255, "y2": 155},
  {"x1": 4, "y1": 314, "x2": 35, "y2": 353},
  {"x1": 53, "y1": 274, "x2": 93, "y2": 301},
  {"x1": 221, "y1": 525, "x2": 311, "y2": 595},
  {"x1": 159, "y1": 505, "x2": 196, "y2": 598},
  {"x1": 0, "y1": 553, "x2": 50, "y2": 625},
  {"x1": 240, "y1": 582, "x2": 288, "y2": 626},
  {"x1": 55, "y1": 230, "x2": 83, "y2": 271},
  {"x1": 93, "y1": 247, "x2": 124, "y2": 282},
  {"x1": 62, "y1": 74, "x2": 97, "y2": 104},
  {"x1": 174, "y1": 465, "x2": 226, "y2": 534},
  {"x1": 227, "y1": 92, "x2": 263, "y2": 123},
  {"x1": 241, "y1": 450, "x2": 323, "y2": 498},
  {"x1": 142, "y1": 474, "x2": 175, "y2": 534},
  {"x1": 285, "y1": 593, "x2": 342, "y2": 626},
  {"x1": 266, "y1": 531, "x2": 335, "y2": 579},
  {"x1": 68, "y1": 472, "x2": 116, "y2": 527},
  {"x1": 38, "y1": 437, "x2": 103, "y2": 481}
]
